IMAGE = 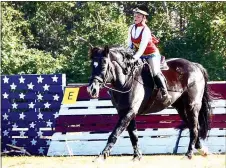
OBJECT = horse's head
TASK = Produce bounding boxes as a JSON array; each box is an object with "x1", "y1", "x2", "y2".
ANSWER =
[{"x1": 87, "y1": 46, "x2": 111, "y2": 98}]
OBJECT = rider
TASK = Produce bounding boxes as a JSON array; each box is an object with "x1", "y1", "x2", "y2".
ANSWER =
[{"x1": 127, "y1": 4, "x2": 172, "y2": 104}]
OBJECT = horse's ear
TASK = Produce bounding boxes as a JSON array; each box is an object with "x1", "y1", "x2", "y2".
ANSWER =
[{"x1": 104, "y1": 45, "x2": 109, "y2": 57}]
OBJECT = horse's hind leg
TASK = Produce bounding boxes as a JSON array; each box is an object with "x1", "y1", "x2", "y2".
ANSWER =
[
  {"x1": 185, "y1": 82, "x2": 205, "y2": 159},
  {"x1": 195, "y1": 133, "x2": 208, "y2": 156},
  {"x1": 127, "y1": 119, "x2": 142, "y2": 160},
  {"x1": 172, "y1": 95, "x2": 188, "y2": 127},
  {"x1": 172, "y1": 92, "x2": 201, "y2": 159},
  {"x1": 185, "y1": 103, "x2": 201, "y2": 159}
]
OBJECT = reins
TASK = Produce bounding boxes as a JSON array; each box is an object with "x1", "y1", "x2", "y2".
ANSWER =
[
  {"x1": 92, "y1": 49, "x2": 145, "y2": 94},
  {"x1": 102, "y1": 61, "x2": 138, "y2": 93}
]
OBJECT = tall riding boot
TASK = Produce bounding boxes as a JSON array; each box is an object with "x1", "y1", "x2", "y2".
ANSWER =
[{"x1": 153, "y1": 73, "x2": 172, "y2": 105}]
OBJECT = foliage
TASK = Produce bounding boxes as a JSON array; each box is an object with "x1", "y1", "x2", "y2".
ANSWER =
[
  {"x1": 1, "y1": 2, "x2": 226, "y2": 82},
  {"x1": 64, "y1": 2, "x2": 128, "y2": 83},
  {"x1": 160, "y1": 2, "x2": 226, "y2": 80},
  {"x1": 1, "y1": 2, "x2": 66, "y2": 75}
]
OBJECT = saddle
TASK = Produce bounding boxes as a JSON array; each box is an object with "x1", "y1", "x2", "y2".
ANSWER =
[
  {"x1": 125, "y1": 55, "x2": 169, "y2": 76},
  {"x1": 135, "y1": 55, "x2": 169, "y2": 71}
]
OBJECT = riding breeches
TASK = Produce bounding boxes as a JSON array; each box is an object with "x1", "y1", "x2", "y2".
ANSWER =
[{"x1": 141, "y1": 51, "x2": 161, "y2": 76}]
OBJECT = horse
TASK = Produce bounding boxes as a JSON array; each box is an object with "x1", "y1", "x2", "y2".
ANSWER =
[{"x1": 87, "y1": 45, "x2": 212, "y2": 160}]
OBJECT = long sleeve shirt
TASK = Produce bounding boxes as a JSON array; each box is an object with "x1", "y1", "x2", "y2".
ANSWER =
[{"x1": 127, "y1": 24, "x2": 159, "y2": 60}]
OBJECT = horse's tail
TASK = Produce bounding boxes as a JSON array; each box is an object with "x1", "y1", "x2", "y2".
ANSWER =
[{"x1": 195, "y1": 63, "x2": 213, "y2": 139}]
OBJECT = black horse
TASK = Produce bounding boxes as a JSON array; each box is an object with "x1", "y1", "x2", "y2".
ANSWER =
[{"x1": 87, "y1": 45, "x2": 212, "y2": 160}]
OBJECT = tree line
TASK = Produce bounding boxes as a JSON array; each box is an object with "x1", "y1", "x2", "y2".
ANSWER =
[{"x1": 2, "y1": 2, "x2": 226, "y2": 82}]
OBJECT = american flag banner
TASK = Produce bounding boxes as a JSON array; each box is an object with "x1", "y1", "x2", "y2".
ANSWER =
[{"x1": 1, "y1": 74, "x2": 66, "y2": 155}]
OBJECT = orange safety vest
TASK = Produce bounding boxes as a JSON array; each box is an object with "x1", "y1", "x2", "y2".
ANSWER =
[{"x1": 131, "y1": 25, "x2": 159, "y2": 55}]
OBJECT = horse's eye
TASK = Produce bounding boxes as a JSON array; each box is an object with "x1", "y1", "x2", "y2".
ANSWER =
[{"x1": 102, "y1": 59, "x2": 107, "y2": 64}]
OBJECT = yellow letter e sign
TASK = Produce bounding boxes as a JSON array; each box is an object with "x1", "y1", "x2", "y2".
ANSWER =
[{"x1": 62, "y1": 87, "x2": 79, "y2": 104}]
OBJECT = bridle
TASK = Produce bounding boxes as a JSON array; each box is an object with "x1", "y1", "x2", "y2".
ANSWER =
[{"x1": 92, "y1": 55, "x2": 138, "y2": 94}]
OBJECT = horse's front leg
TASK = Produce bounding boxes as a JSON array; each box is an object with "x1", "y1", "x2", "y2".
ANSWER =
[
  {"x1": 101, "y1": 109, "x2": 136, "y2": 159},
  {"x1": 127, "y1": 119, "x2": 142, "y2": 160}
]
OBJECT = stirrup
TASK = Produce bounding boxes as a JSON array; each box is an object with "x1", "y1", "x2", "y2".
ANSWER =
[
  {"x1": 161, "y1": 89, "x2": 172, "y2": 105},
  {"x1": 162, "y1": 94, "x2": 172, "y2": 106}
]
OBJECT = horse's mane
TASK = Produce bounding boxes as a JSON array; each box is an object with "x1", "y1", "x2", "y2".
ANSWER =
[
  {"x1": 109, "y1": 45, "x2": 134, "y2": 61},
  {"x1": 89, "y1": 45, "x2": 134, "y2": 62}
]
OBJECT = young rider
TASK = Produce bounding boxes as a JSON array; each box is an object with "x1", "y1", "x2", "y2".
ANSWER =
[{"x1": 127, "y1": 4, "x2": 172, "y2": 104}]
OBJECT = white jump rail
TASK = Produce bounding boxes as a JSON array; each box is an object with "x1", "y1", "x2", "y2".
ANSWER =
[{"x1": 48, "y1": 82, "x2": 226, "y2": 156}]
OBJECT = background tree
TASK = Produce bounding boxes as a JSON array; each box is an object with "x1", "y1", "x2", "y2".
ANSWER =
[
  {"x1": 1, "y1": 2, "x2": 66, "y2": 74},
  {"x1": 1, "y1": 2, "x2": 225, "y2": 82}
]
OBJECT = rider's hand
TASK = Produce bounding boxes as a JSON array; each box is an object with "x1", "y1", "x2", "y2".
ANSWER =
[{"x1": 129, "y1": 57, "x2": 136, "y2": 64}]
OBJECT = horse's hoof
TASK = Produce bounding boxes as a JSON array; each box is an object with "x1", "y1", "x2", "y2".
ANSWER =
[
  {"x1": 202, "y1": 153, "x2": 208, "y2": 157},
  {"x1": 185, "y1": 153, "x2": 193, "y2": 160},
  {"x1": 132, "y1": 155, "x2": 142, "y2": 162},
  {"x1": 103, "y1": 153, "x2": 108, "y2": 159},
  {"x1": 197, "y1": 147, "x2": 208, "y2": 157},
  {"x1": 102, "y1": 150, "x2": 110, "y2": 159},
  {"x1": 92, "y1": 155, "x2": 105, "y2": 163},
  {"x1": 132, "y1": 148, "x2": 142, "y2": 162},
  {"x1": 187, "y1": 155, "x2": 192, "y2": 160}
]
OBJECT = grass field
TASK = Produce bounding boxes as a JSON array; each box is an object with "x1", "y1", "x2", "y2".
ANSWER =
[{"x1": 2, "y1": 155, "x2": 226, "y2": 168}]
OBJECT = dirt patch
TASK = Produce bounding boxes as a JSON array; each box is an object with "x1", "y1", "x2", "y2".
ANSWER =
[{"x1": 2, "y1": 155, "x2": 226, "y2": 168}]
